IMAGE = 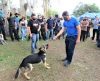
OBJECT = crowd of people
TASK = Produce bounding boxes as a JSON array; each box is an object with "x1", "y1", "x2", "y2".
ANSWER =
[
  {"x1": 0, "y1": 11, "x2": 100, "y2": 67},
  {"x1": 0, "y1": 12, "x2": 65, "y2": 41},
  {"x1": 0, "y1": 12, "x2": 100, "y2": 44},
  {"x1": 80, "y1": 16, "x2": 100, "y2": 47},
  {"x1": 0, "y1": 12, "x2": 100, "y2": 47}
]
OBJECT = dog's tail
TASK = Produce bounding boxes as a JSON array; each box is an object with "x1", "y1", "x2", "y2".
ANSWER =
[
  {"x1": 15, "y1": 68, "x2": 20, "y2": 79},
  {"x1": 15, "y1": 64, "x2": 22, "y2": 79}
]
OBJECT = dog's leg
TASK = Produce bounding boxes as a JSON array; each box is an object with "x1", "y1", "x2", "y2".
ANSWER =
[
  {"x1": 23, "y1": 64, "x2": 33, "y2": 80},
  {"x1": 24, "y1": 72, "x2": 30, "y2": 80},
  {"x1": 43, "y1": 58, "x2": 51, "y2": 69},
  {"x1": 28, "y1": 64, "x2": 33, "y2": 73},
  {"x1": 23, "y1": 67, "x2": 30, "y2": 80},
  {"x1": 44, "y1": 62, "x2": 51, "y2": 69}
]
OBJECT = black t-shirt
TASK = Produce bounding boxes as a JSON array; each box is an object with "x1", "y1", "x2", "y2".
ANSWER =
[
  {"x1": 28, "y1": 19, "x2": 40, "y2": 34},
  {"x1": 38, "y1": 19, "x2": 46, "y2": 29},
  {"x1": 47, "y1": 18, "x2": 54, "y2": 29}
]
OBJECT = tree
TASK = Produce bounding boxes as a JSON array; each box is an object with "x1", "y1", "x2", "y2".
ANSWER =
[
  {"x1": 43, "y1": 0, "x2": 51, "y2": 17},
  {"x1": 73, "y1": 3, "x2": 100, "y2": 17},
  {"x1": 48, "y1": 9, "x2": 58, "y2": 17}
]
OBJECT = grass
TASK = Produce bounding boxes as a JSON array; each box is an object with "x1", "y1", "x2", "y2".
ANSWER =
[{"x1": 0, "y1": 38, "x2": 100, "y2": 81}]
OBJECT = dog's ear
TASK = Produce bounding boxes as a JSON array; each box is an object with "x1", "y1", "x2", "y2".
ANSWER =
[
  {"x1": 39, "y1": 45, "x2": 44, "y2": 50},
  {"x1": 46, "y1": 44, "x2": 49, "y2": 49},
  {"x1": 39, "y1": 47, "x2": 42, "y2": 50}
]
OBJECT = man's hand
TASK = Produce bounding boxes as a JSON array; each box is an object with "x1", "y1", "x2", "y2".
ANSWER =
[
  {"x1": 37, "y1": 29, "x2": 40, "y2": 32},
  {"x1": 30, "y1": 33, "x2": 32, "y2": 38},
  {"x1": 53, "y1": 36, "x2": 57, "y2": 40},
  {"x1": 76, "y1": 39, "x2": 80, "y2": 44},
  {"x1": 53, "y1": 27, "x2": 65, "y2": 40}
]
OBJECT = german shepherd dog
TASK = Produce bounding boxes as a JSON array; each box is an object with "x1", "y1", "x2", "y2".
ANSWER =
[
  {"x1": 15, "y1": 44, "x2": 50, "y2": 80},
  {"x1": 0, "y1": 34, "x2": 6, "y2": 45}
]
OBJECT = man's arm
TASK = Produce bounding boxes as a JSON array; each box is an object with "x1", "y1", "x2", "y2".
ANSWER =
[
  {"x1": 38, "y1": 24, "x2": 41, "y2": 32},
  {"x1": 45, "y1": 23, "x2": 48, "y2": 32},
  {"x1": 53, "y1": 27, "x2": 65, "y2": 40},
  {"x1": 27, "y1": 26, "x2": 32, "y2": 36},
  {"x1": 76, "y1": 25, "x2": 81, "y2": 43}
]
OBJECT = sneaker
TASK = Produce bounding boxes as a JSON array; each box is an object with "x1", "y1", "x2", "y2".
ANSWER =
[{"x1": 63, "y1": 60, "x2": 71, "y2": 67}]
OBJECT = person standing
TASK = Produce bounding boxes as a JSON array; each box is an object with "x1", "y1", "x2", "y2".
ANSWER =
[
  {"x1": 80, "y1": 18, "x2": 89, "y2": 42},
  {"x1": 7, "y1": 13, "x2": 19, "y2": 41},
  {"x1": 92, "y1": 16, "x2": 99, "y2": 41},
  {"x1": 86, "y1": 19, "x2": 93, "y2": 38},
  {"x1": 14, "y1": 13, "x2": 20, "y2": 36},
  {"x1": 46, "y1": 16, "x2": 54, "y2": 40},
  {"x1": 0, "y1": 16, "x2": 7, "y2": 40},
  {"x1": 54, "y1": 15, "x2": 61, "y2": 39},
  {"x1": 27, "y1": 13, "x2": 41, "y2": 54},
  {"x1": 20, "y1": 17, "x2": 27, "y2": 40},
  {"x1": 53, "y1": 11, "x2": 81, "y2": 67},
  {"x1": 39, "y1": 16, "x2": 47, "y2": 40}
]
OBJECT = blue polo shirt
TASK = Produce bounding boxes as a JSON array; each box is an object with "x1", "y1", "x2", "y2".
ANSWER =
[{"x1": 63, "y1": 17, "x2": 79, "y2": 36}]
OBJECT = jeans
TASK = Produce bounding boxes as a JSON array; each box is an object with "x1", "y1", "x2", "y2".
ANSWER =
[
  {"x1": 21, "y1": 27, "x2": 27, "y2": 40},
  {"x1": 46, "y1": 29, "x2": 54, "y2": 40},
  {"x1": 65, "y1": 35, "x2": 77, "y2": 63},
  {"x1": 31, "y1": 33, "x2": 39, "y2": 54}
]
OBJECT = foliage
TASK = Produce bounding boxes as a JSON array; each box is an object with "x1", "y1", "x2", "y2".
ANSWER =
[
  {"x1": 73, "y1": 3, "x2": 100, "y2": 17},
  {"x1": 47, "y1": 9, "x2": 58, "y2": 17}
]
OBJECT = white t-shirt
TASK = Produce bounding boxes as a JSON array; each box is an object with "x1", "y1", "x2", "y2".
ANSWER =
[{"x1": 20, "y1": 20, "x2": 27, "y2": 28}]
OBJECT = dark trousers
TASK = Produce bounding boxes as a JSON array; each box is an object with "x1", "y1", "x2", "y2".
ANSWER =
[
  {"x1": 86, "y1": 27, "x2": 90, "y2": 38},
  {"x1": 9, "y1": 27, "x2": 19, "y2": 41},
  {"x1": 92, "y1": 29, "x2": 99, "y2": 41},
  {"x1": 41, "y1": 29, "x2": 46, "y2": 40},
  {"x1": 0, "y1": 26, "x2": 7, "y2": 40},
  {"x1": 65, "y1": 36, "x2": 77, "y2": 63},
  {"x1": 80, "y1": 30, "x2": 87, "y2": 42}
]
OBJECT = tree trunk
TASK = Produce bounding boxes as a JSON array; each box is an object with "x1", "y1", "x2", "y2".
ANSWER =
[{"x1": 43, "y1": 0, "x2": 49, "y2": 18}]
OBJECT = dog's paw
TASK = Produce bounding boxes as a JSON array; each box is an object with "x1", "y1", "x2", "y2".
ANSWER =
[
  {"x1": 27, "y1": 77, "x2": 30, "y2": 80},
  {"x1": 46, "y1": 64, "x2": 49, "y2": 66},
  {"x1": 46, "y1": 66, "x2": 51, "y2": 69},
  {"x1": 24, "y1": 73, "x2": 31, "y2": 80}
]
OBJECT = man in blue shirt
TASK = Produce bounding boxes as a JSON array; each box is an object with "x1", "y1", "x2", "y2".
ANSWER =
[{"x1": 54, "y1": 11, "x2": 81, "y2": 67}]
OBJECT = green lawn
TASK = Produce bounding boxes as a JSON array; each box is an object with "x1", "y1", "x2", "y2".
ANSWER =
[{"x1": 0, "y1": 39, "x2": 100, "y2": 81}]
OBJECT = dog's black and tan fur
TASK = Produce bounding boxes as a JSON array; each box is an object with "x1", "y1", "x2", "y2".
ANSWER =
[{"x1": 15, "y1": 44, "x2": 50, "y2": 80}]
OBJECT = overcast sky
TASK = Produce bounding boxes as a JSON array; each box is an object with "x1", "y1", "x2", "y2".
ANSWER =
[
  {"x1": 50, "y1": 0, "x2": 100, "y2": 15},
  {"x1": 11, "y1": 0, "x2": 100, "y2": 15}
]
